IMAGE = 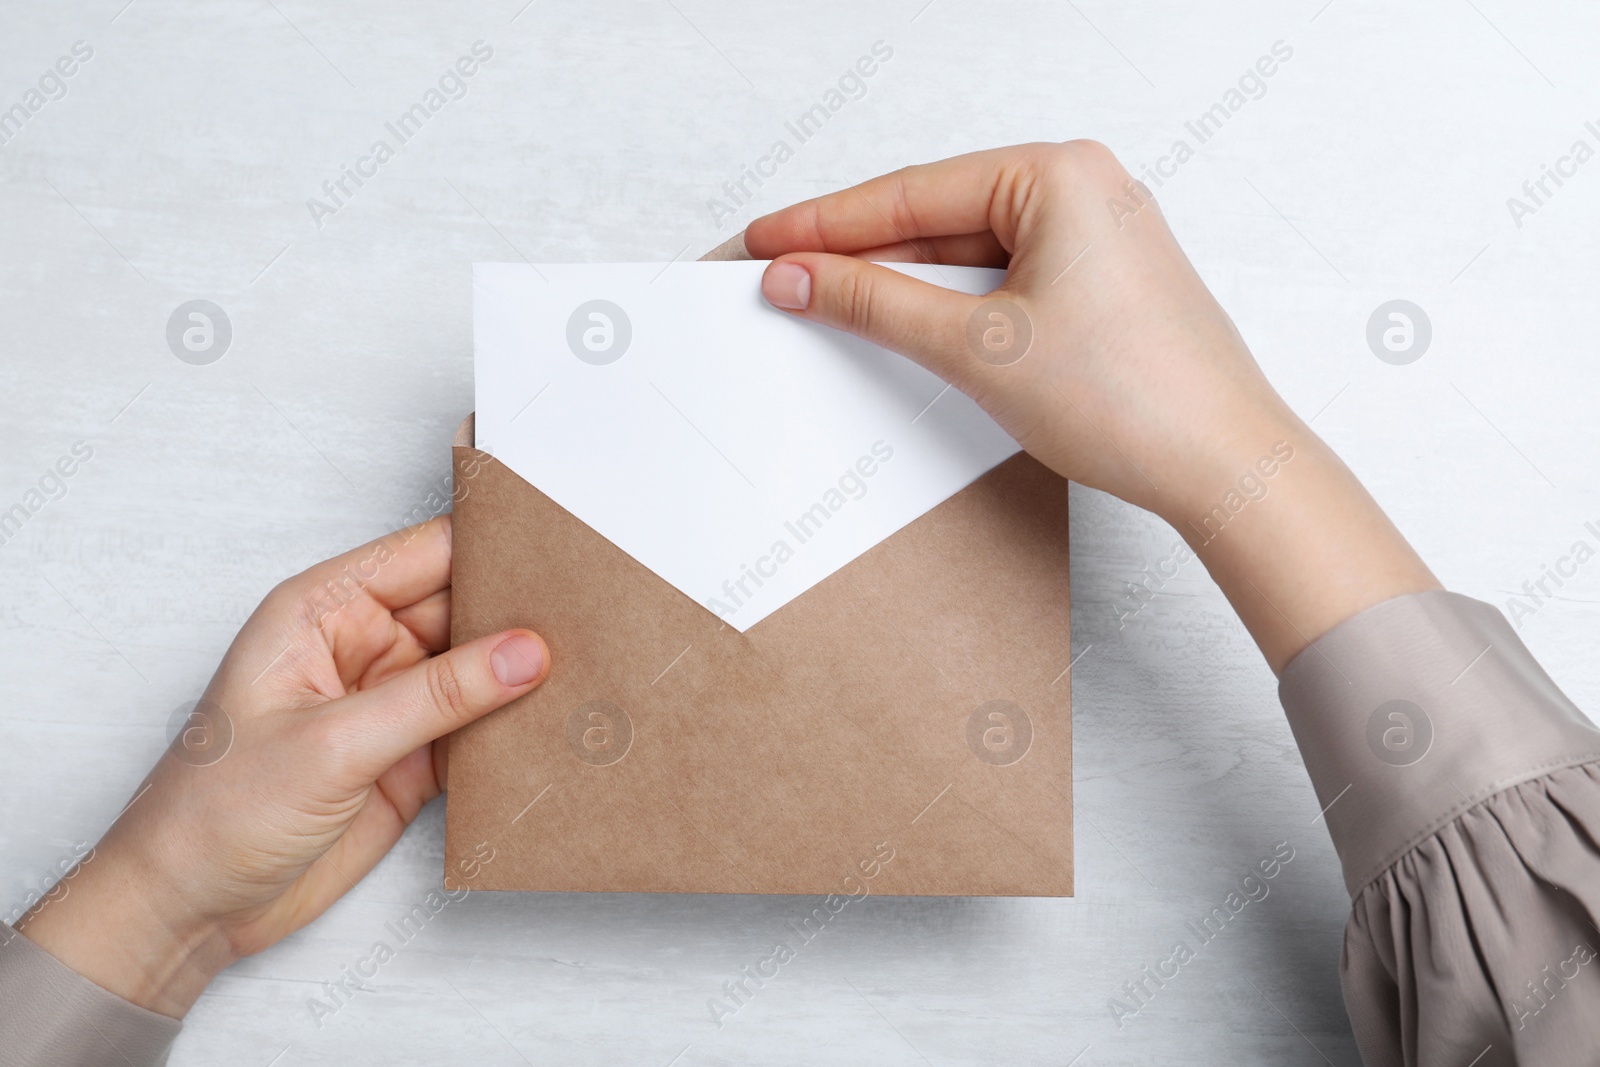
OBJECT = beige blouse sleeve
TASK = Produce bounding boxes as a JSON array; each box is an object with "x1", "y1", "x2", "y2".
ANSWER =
[
  {"x1": 1279, "y1": 591, "x2": 1600, "y2": 1067},
  {"x1": 0, "y1": 924, "x2": 179, "y2": 1067}
]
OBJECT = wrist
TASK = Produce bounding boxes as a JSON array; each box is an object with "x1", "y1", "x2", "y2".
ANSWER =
[
  {"x1": 1167, "y1": 418, "x2": 1440, "y2": 672},
  {"x1": 1146, "y1": 394, "x2": 1305, "y2": 530},
  {"x1": 17, "y1": 832, "x2": 235, "y2": 1018}
]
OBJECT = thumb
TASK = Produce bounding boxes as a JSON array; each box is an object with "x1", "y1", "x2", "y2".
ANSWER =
[
  {"x1": 330, "y1": 629, "x2": 550, "y2": 781},
  {"x1": 762, "y1": 253, "x2": 997, "y2": 388}
]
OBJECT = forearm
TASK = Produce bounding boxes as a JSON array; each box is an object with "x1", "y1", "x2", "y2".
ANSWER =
[{"x1": 1157, "y1": 404, "x2": 1440, "y2": 674}]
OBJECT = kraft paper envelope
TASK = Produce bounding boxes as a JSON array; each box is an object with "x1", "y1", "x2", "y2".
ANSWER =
[{"x1": 445, "y1": 248, "x2": 1072, "y2": 897}]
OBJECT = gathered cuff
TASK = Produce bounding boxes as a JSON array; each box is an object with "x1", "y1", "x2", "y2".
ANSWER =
[{"x1": 1278, "y1": 591, "x2": 1600, "y2": 896}]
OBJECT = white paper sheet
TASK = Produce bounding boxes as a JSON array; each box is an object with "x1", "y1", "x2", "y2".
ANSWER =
[{"x1": 473, "y1": 261, "x2": 1020, "y2": 631}]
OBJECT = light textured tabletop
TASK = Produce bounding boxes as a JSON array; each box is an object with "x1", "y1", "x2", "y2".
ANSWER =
[{"x1": 3, "y1": 2, "x2": 1598, "y2": 1064}]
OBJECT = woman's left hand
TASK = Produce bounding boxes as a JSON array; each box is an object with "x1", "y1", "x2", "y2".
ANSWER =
[{"x1": 16, "y1": 516, "x2": 550, "y2": 1017}]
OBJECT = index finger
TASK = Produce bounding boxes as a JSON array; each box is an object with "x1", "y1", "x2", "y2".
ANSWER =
[
  {"x1": 744, "y1": 144, "x2": 1035, "y2": 258},
  {"x1": 290, "y1": 514, "x2": 454, "y2": 615}
]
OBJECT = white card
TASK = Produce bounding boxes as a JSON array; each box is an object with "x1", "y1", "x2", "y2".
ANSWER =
[{"x1": 473, "y1": 261, "x2": 1020, "y2": 631}]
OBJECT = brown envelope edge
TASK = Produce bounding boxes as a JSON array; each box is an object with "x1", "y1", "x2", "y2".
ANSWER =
[{"x1": 444, "y1": 238, "x2": 1072, "y2": 897}]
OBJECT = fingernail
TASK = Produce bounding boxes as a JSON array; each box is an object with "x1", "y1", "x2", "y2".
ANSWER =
[
  {"x1": 491, "y1": 633, "x2": 545, "y2": 687},
  {"x1": 763, "y1": 262, "x2": 811, "y2": 310}
]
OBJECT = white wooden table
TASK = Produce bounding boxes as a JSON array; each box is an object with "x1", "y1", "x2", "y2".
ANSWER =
[{"x1": 3, "y1": 2, "x2": 1597, "y2": 1063}]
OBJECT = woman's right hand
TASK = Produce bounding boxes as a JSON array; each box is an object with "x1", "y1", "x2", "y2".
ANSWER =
[
  {"x1": 747, "y1": 142, "x2": 1439, "y2": 672},
  {"x1": 745, "y1": 140, "x2": 1295, "y2": 524}
]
